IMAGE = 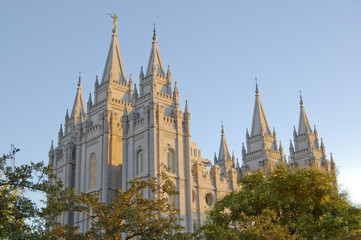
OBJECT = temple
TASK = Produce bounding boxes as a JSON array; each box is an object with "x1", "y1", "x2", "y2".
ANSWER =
[{"x1": 49, "y1": 25, "x2": 335, "y2": 232}]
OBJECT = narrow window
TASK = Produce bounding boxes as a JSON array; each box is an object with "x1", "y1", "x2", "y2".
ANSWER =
[
  {"x1": 89, "y1": 153, "x2": 96, "y2": 189},
  {"x1": 167, "y1": 150, "x2": 175, "y2": 174},
  {"x1": 137, "y1": 151, "x2": 143, "y2": 175}
]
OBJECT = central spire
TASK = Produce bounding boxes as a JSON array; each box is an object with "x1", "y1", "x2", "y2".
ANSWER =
[
  {"x1": 218, "y1": 122, "x2": 231, "y2": 162},
  {"x1": 146, "y1": 24, "x2": 165, "y2": 76},
  {"x1": 101, "y1": 26, "x2": 127, "y2": 83},
  {"x1": 298, "y1": 91, "x2": 312, "y2": 135},
  {"x1": 250, "y1": 81, "x2": 271, "y2": 137},
  {"x1": 71, "y1": 73, "x2": 86, "y2": 124}
]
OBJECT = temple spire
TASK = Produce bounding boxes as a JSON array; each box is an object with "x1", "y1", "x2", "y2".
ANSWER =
[
  {"x1": 218, "y1": 123, "x2": 231, "y2": 162},
  {"x1": 250, "y1": 81, "x2": 271, "y2": 137},
  {"x1": 101, "y1": 26, "x2": 127, "y2": 83},
  {"x1": 184, "y1": 100, "x2": 189, "y2": 114},
  {"x1": 146, "y1": 24, "x2": 165, "y2": 76},
  {"x1": 70, "y1": 74, "x2": 86, "y2": 124},
  {"x1": 297, "y1": 92, "x2": 312, "y2": 135}
]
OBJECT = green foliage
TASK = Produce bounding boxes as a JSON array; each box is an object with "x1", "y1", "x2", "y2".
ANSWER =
[
  {"x1": 45, "y1": 169, "x2": 187, "y2": 239},
  {"x1": 0, "y1": 147, "x2": 57, "y2": 239},
  {"x1": 201, "y1": 165, "x2": 361, "y2": 240}
]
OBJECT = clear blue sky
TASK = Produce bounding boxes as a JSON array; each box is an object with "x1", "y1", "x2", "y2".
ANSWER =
[{"x1": 1, "y1": 1, "x2": 360, "y2": 204}]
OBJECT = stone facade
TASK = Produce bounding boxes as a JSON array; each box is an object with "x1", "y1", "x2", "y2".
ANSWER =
[{"x1": 48, "y1": 26, "x2": 335, "y2": 232}]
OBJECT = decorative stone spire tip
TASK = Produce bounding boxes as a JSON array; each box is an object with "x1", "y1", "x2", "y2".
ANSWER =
[
  {"x1": 255, "y1": 77, "x2": 259, "y2": 95},
  {"x1": 152, "y1": 23, "x2": 157, "y2": 42},
  {"x1": 78, "y1": 71, "x2": 82, "y2": 87}
]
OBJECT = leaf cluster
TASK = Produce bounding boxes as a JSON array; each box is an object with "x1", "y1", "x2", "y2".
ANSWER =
[
  {"x1": 45, "y1": 168, "x2": 187, "y2": 239},
  {"x1": 0, "y1": 147, "x2": 57, "y2": 239},
  {"x1": 201, "y1": 165, "x2": 361, "y2": 240}
]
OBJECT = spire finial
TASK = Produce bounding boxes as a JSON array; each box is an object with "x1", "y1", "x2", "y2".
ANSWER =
[
  {"x1": 78, "y1": 71, "x2": 82, "y2": 87},
  {"x1": 152, "y1": 23, "x2": 157, "y2": 42},
  {"x1": 221, "y1": 120, "x2": 224, "y2": 134},
  {"x1": 299, "y1": 90, "x2": 303, "y2": 106},
  {"x1": 255, "y1": 78, "x2": 259, "y2": 95}
]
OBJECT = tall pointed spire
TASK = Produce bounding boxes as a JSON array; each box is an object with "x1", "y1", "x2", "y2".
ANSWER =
[
  {"x1": 173, "y1": 81, "x2": 179, "y2": 97},
  {"x1": 71, "y1": 73, "x2": 86, "y2": 124},
  {"x1": 101, "y1": 26, "x2": 127, "y2": 83},
  {"x1": 139, "y1": 66, "x2": 144, "y2": 79},
  {"x1": 184, "y1": 100, "x2": 189, "y2": 114},
  {"x1": 218, "y1": 122, "x2": 231, "y2": 161},
  {"x1": 250, "y1": 80, "x2": 271, "y2": 137},
  {"x1": 65, "y1": 109, "x2": 69, "y2": 121},
  {"x1": 146, "y1": 24, "x2": 165, "y2": 76},
  {"x1": 298, "y1": 91, "x2": 312, "y2": 135}
]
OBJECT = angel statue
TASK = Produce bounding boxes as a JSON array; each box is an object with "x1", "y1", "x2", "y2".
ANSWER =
[{"x1": 107, "y1": 13, "x2": 118, "y2": 29}]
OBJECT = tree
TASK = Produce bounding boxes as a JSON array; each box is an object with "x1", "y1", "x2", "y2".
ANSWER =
[
  {"x1": 200, "y1": 165, "x2": 361, "y2": 240},
  {"x1": 45, "y1": 169, "x2": 188, "y2": 240},
  {"x1": 0, "y1": 147, "x2": 57, "y2": 239}
]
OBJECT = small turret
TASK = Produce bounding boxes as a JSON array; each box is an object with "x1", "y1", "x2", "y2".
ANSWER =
[
  {"x1": 184, "y1": 100, "x2": 190, "y2": 115},
  {"x1": 273, "y1": 127, "x2": 277, "y2": 138},
  {"x1": 236, "y1": 159, "x2": 240, "y2": 170},
  {"x1": 173, "y1": 81, "x2": 179, "y2": 106},
  {"x1": 167, "y1": 65, "x2": 172, "y2": 78},
  {"x1": 321, "y1": 138, "x2": 326, "y2": 156},
  {"x1": 232, "y1": 152, "x2": 236, "y2": 167},
  {"x1": 279, "y1": 141, "x2": 284, "y2": 162},
  {"x1": 214, "y1": 152, "x2": 217, "y2": 162},
  {"x1": 139, "y1": 66, "x2": 144, "y2": 79},
  {"x1": 129, "y1": 74, "x2": 133, "y2": 91},
  {"x1": 133, "y1": 84, "x2": 138, "y2": 105},
  {"x1": 167, "y1": 65, "x2": 172, "y2": 95},
  {"x1": 133, "y1": 84, "x2": 138, "y2": 98},
  {"x1": 65, "y1": 109, "x2": 69, "y2": 122},
  {"x1": 87, "y1": 93, "x2": 92, "y2": 113},
  {"x1": 289, "y1": 139, "x2": 294, "y2": 154},
  {"x1": 242, "y1": 142, "x2": 246, "y2": 159},
  {"x1": 58, "y1": 124, "x2": 63, "y2": 143},
  {"x1": 293, "y1": 126, "x2": 297, "y2": 138},
  {"x1": 94, "y1": 75, "x2": 99, "y2": 88},
  {"x1": 184, "y1": 100, "x2": 191, "y2": 134},
  {"x1": 122, "y1": 106, "x2": 128, "y2": 119},
  {"x1": 246, "y1": 128, "x2": 249, "y2": 139},
  {"x1": 330, "y1": 153, "x2": 336, "y2": 173}
]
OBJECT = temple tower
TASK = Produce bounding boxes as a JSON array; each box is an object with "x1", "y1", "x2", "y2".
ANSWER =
[
  {"x1": 289, "y1": 94, "x2": 335, "y2": 174},
  {"x1": 121, "y1": 27, "x2": 194, "y2": 230},
  {"x1": 241, "y1": 83, "x2": 285, "y2": 174}
]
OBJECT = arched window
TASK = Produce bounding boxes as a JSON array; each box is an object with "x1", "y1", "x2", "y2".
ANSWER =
[
  {"x1": 136, "y1": 150, "x2": 143, "y2": 175},
  {"x1": 205, "y1": 193, "x2": 213, "y2": 206},
  {"x1": 89, "y1": 153, "x2": 96, "y2": 189},
  {"x1": 167, "y1": 150, "x2": 175, "y2": 174}
]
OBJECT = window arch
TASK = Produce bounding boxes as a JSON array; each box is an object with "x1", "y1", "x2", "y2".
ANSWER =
[
  {"x1": 167, "y1": 149, "x2": 175, "y2": 174},
  {"x1": 89, "y1": 153, "x2": 96, "y2": 189},
  {"x1": 205, "y1": 193, "x2": 213, "y2": 206},
  {"x1": 136, "y1": 150, "x2": 143, "y2": 175}
]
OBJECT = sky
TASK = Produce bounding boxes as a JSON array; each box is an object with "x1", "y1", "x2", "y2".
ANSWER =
[{"x1": 1, "y1": 1, "x2": 360, "y2": 204}]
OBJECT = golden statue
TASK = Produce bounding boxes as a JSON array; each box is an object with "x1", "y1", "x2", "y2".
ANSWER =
[{"x1": 107, "y1": 13, "x2": 118, "y2": 29}]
